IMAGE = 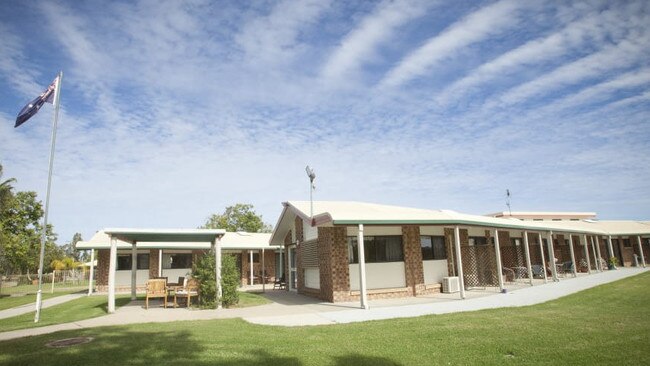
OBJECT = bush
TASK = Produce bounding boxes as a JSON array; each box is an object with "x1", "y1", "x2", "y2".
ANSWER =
[{"x1": 193, "y1": 251, "x2": 239, "y2": 308}]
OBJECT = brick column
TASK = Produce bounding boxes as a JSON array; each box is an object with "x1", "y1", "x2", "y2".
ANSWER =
[
  {"x1": 148, "y1": 249, "x2": 159, "y2": 279},
  {"x1": 96, "y1": 249, "x2": 110, "y2": 291},
  {"x1": 295, "y1": 217, "x2": 305, "y2": 292},
  {"x1": 402, "y1": 225, "x2": 424, "y2": 296},
  {"x1": 318, "y1": 227, "x2": 350, "y2": 302}
]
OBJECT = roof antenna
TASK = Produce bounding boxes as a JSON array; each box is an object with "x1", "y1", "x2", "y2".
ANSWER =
[
  {"x1": 506, "y1": 189, "x2": 512, "y2": 216},
  {"x1": 305, "y1": 165, "x2": 316, "y2": 219}
]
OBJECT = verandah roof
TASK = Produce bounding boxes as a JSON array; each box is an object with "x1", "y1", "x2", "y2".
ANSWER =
[{"x1": 270, "y1": 201, "x2": 650, "y2": 245}]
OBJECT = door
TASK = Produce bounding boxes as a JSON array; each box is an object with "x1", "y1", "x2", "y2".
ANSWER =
[{"x1": 288, "y1": 245, "x2": 297, "y2": 291}]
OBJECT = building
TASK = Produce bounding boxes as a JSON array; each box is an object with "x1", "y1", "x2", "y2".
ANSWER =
[
  {"x1": 77, "y1": 229, "x2": 280, "y2": 293},
  {"x1": 270, "y1": 201, "x2": 650, "y2": 307}
]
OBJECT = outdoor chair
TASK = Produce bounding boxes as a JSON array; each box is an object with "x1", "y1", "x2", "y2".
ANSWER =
[
  {"x1": 273, "y1": 275, "x2": 286, "y2": 290},
  {"x1": 174, "y1": 278, "x2": 200, "y2": 308},
  {"x1": 502, "y1": 267, "x2": 516, "y2": 283},
  {"x1": 562, "y1": 261, "x2": 574, "y2": 274},
  {"x1": 531, "y1": 265, "x2": 545, "y2": 278},
  {"x1": 145, "y1": 278, "x2": 168, "y2": 309},
  {"x1": 168, "y1": 276, "x2": 186, "y2": 287}
]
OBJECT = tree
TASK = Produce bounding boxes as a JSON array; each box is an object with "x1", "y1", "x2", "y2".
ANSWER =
[
  {"x1": 202, "y1": 204, "x2": 272, "y2": 233},
  {"x1": 63, "y1": 232, "x2": 84, "y2": 261},
  {"x1": 192, "y1": 251, "x2": 239, "y2": 308},
  {"x1": 0, "y1": 191, "x2": 57, "y2": 275},
  {"x1": 0, "y1": 164, "x2": 16, "y2": 212}
]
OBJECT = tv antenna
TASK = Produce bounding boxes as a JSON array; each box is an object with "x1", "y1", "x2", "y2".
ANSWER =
[
  {"x1": 506, "y1": 189, "x2": 512, "y2": 216},
  {"x1": 305, "y1": 165, "x2": 316, "y2": 218}
]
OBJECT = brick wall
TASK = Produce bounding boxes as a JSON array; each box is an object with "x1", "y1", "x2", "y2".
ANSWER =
[
  {"x1": 295, "y1": 217, "x2": 305, "y2": 293},
  {"x1": 240, "y1": 250, "x2": 276, "y2": 285},
  {"x1": 317, "y1": 226, "x2": 350, "y2": 302},
  {"x1": 402, "y1": 225, "x2": 428, "y2": 296},
  {"x1": 96, "y1": 249, "x2": 109, "y2": 291},
  {"x1": 619, "y1": 236, "x2": 633, "y2": 267},
  {"x1": 148, "y1": 249, "x2": 159, "y2": 279}
]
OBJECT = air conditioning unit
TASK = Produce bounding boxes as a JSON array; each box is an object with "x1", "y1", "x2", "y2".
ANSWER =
[{"x1": 442, "y1": 276, "x2": 460, "y2": 293}]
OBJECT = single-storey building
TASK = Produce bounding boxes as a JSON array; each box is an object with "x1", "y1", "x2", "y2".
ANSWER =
[
  {"x1": 270, "y1": 201, "x2": 650, "y2": 308},
  {"x1": 76, "y1": 229, "x2": 280, "y2": 304}
]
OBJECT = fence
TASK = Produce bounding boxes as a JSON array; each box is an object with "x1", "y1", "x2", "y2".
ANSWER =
[{"x1": 0, "y1": 269, "x2": 91, "y2": 295}]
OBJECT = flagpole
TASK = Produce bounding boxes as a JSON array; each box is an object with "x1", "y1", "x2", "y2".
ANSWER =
[{"x1": 34, "y1": 71, "x2": 63, "y2": 323}]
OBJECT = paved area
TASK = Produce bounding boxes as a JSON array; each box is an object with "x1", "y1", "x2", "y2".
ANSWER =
[
  {"x1": 0, "y1": 293, "x2": 86, "y2": 320},
  {"x1": 0, "y1": 268, "x2": 645, "y2": 341}
]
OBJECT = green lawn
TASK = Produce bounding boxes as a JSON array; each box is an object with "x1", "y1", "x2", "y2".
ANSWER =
[
  {"x1": 0, "y1": 291, "x2": 85, "y2": 311},
  {"x1": 235, "y1": 291, "x2": 273, "y2": 308},
  {"x1": 0, "y1": 273, "x2": 649, "y2": 365}
]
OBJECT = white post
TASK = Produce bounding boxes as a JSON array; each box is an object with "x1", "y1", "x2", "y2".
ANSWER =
[
  {"x1": 262, "y1": 248, "x2": 265, "y2": 292},
  {"x1": 453, "y1": 226, "x2": 465, "y2": 299},
  {"x1": 357, "y1": 224, "x2": 369, "y2": 309},
  {"x1": 538, "y1": 233, "x2": 548, "y2": 283},
  {"x1": 249, "y1": 250, "x2": 254, "y2": 285},
  {"x1": 583, "y1": 235, "x2": 592, "y2": 274},
  {"x1": 131, "y1": 242, "x2": 137, "y2": 300},
  {"x1": 594, "y1": 236, "x2": 603, "y2": 271},
  {"x1": 637, "y1": 236, "x2": 646, "y2": 268},
  {"x1": 51, "y1": 270, "x2": 55, "y2": 293},
  {"x1": 279, "y1": 247, "x2": 284, "y2": 280},
  {"x1": 34, "y1": 71, "x2": 63, "y2": 323},
  {"x1": 547, "y1": 231, "x2": 559, "y2": 282},
  {"x1": 493, "y1": 229, "x2": 505, "y2": 292},
  {"x1": 214, "y1": 236, "x2": 222, "y2": 309},
  {"x1": 108, "y1": 235, "x2": 117, "y2": 313},
  {"x1": 568, "y1": 234, "x2": 577, "y2": 277},
  {"x1": 88, "y1": 249, "x2": 95, "y2": 295},
  {"x1": 158, "y1": 249, "x2": 162, "y2": 277},
  {"x1": 523, "y1": 231, "x2": 533, "y2": 286},
  {"x1": 607, "y1": 235, "x2": 614, "y2": 261}
]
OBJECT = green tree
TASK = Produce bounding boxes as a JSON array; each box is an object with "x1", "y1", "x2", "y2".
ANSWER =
[
  {"x1": 0, "y1": 191, "x2": 57, "y2": 275},
  {"x1": 0, "y1": 164, "x2": 16, "y2": 212},
  {"x1": 193, "y1": 251, "x2": 240, "y2": 308},
  {"x1": 202, "y1": 203, "x2": 272, "y2": 233},
  {"x1": 63, "y1": 232, "x2": 84, "y2": 261}
]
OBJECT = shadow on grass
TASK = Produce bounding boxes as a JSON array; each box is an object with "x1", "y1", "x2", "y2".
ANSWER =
[
  {"x1": 95, "y1": 296, "x2": 133, "y2": 313},
  {"x1": 0, "y1": 330, "x2": 302, "y2": 366},
  {"x1": 333, "y1": 354, "x2": 403, "y2": 366}
]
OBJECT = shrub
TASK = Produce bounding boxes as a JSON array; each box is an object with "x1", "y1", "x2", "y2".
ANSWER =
[{"x1": 193, "y1": 251, "x2": 239, "y2": 308}]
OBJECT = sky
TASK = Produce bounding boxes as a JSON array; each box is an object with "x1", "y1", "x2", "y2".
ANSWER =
[{"x1": 0, "y1": 0, "x2": 649, "y2": 244}]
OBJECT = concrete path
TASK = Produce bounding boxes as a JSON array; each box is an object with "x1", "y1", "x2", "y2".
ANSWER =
[
  {"x1": 0, "y1": 268, "x2": 645, "y2": 341},
  {"x1": 0, "y1": 293, "x2": 86, "y2": 320}
]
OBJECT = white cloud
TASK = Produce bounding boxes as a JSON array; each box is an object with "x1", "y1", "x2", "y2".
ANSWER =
[
  {"x1": 320, "y1": 0, "x2": 432, "y2": 85},
  {"x1": 378, "y1": 0, "x2": 530, "y2": 89}
]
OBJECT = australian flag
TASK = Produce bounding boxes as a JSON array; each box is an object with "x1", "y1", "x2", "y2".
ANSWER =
[{"x1": 15, "y1": 76, "x2": 59, "y2": 128}]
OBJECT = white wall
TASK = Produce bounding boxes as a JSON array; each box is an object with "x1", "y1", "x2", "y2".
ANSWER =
[
  {"x1": 423, "y1": 260, "x2": 448, "y2": 284},
  {"x1": 304, "y1": 267, "x2": 320, "y2": 289},
  {"x1": 349, "y1": 262, "x2": 406, "y2": 290},
  {"x1": 346, "y1": 226, "x2": 402, "y2": 236},
  {"x1": 115, "y1": 270, "x2": 150, "y2": 286},
  {"x1": 303, "y1": 219, "x2": 318, "y2": 241},
  {"x1": 420, "y1": 226, "x2": 444, "y2": 236},
  {"x1": 161, "y1": 268, "x2": 191, "y2": 283}
]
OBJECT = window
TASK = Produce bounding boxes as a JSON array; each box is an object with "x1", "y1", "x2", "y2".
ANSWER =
[
  {"x1": 117, "y1": 254, "x2": 150, "y2": 270},
  {"x1": 623, "y1": 239, "x2": 631, "y2": 247},
  {"x1": 348, "y1": 236, "x2": 403, "y2": 264},
  {"x1": 252, "y1": 253, "x2": 260, "y2": 263},
  {"x1": 420, "y1": 236, "x2": 447, "y2": 260},
  {"x1": 469, "y1": 236, "x2": 489, "y2": 246},
  {"x1": 162, "y1": 253, "x2": 193, "y2": 269}
]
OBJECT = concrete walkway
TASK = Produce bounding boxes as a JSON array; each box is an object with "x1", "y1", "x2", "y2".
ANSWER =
[
  {"x1": 0, "y1": 293, "x2": 85, "y2": 320},
  {"x1": 0, "y1": 268, "x2": 645, "y2": 341}
]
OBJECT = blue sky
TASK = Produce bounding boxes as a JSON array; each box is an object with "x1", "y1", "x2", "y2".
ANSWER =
[{"x1": 0, "y1": 0, "x2": 649, "y2": 244}]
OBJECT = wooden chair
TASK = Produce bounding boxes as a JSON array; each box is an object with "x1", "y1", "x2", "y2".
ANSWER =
[
  {"x1": 174, "y1": 278, "x2": 200, "y2": 308},
  {"x1": 145, "y1": 278, "x2": 168, "y2": 309}
]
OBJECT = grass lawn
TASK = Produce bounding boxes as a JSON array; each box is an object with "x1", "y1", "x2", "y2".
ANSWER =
[
  {"x1": 0, "y1": 291, "x2": 85, "y2": 311},
  {"x1": 0, "y1": 295, "x2": 135, "y2": 333},
  {"x1": 235, "y1": 291, "x2": 272, "y2": 308},
  {"x1": 0, "y1": 272, "x2": 649, "y2": 365}
]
